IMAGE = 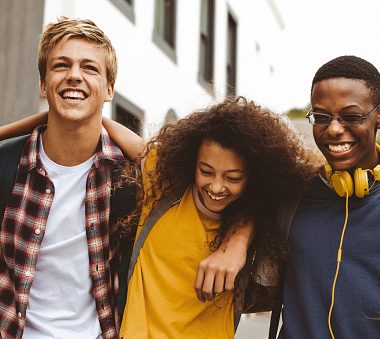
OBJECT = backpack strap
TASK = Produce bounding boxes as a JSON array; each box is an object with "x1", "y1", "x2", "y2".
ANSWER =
[
  {"x1": 267, "y1": 196, "x2": 302, "y2": 339},
  {"x1": 127, "y1": 190, "x2": 183, "y2": 284},
  {"x1": 0, "y1": 135, "x2": 29, "y2": 224}
]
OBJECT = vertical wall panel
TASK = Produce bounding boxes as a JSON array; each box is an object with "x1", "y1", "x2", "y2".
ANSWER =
[{"x1": 0, "y1": 0, "x2": 44, "y2": 125}]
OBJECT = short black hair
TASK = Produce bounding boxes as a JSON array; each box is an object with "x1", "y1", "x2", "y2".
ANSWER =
[{"x1": 311, "y1": 55, "x2": 380, "y2": 105}]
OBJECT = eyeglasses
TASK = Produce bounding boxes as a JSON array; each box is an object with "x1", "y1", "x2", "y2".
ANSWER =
[{"x1": 306, "y1": 104, "x2": 380, "y2": 127}]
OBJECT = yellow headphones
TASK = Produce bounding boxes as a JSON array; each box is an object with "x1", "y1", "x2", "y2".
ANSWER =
[
  {"x1": 324, "y1": 163, "x2": 380, "y2": 198},
  {"x1": 324, "y1": 145, "x2": 380, "y2": 338}
]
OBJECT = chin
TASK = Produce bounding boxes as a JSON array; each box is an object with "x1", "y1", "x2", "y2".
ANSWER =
[{"x1": 205, "y1": 203, "x2": 226, "y2": 213}]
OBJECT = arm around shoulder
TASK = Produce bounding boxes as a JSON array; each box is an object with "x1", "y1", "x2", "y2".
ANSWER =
[
  {"x1": 102, "y1": 117, "x2": 145, "y2": 161},
  {"x1": 0, "y1": 112, "x2": 48, "y2": 140}
]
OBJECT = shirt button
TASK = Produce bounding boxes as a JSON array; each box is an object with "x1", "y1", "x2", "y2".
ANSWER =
[
  {"x1": 18, "y1": 312, "x2": 22, "y2": 318},
  {"x1": 45, "y1": 188, "x2": 51, "y2": 194},
  {"x1": 35, "y1": 229, "x2": 41, "y2": 235},
  {"x1": 25, "y1": 271, "x2": 31, "y2": 277}
]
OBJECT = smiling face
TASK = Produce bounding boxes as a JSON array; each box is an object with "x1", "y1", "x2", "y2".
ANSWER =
[
  {"x1": 312, "y1": 77, "x2": 380, "y2": 171},
  {"x1": 194, "y1": 140, "x2": 248, "y2": 213},
  {"x1": 40, "y1": 38, "x2": 114, "y2": 125}
]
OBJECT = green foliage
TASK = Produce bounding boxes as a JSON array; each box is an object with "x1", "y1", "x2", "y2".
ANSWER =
[{"x1": 285, "y1": 105, "x2": 311, "y2": 119}]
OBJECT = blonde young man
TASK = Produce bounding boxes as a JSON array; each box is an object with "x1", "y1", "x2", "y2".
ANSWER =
[{"x1": 0, "y1": 18, "x2": 140, "y2": 338}]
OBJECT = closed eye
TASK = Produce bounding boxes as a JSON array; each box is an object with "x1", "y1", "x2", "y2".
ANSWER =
[
  {"x1": 200, "y1": 169, "x2": 213, "y2": 175},
  {"x1": 341, "y1": 114, "x2": 362, "y2": 122},
  {"x1": 227, "y1": 176, "x2": 244, "y2": 183}
]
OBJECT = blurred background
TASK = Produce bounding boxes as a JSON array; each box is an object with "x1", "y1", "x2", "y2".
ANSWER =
[
  {"x1": 1, "y1": 1, "x2": 379, "y2": 336},
  {"x1": 2, "y1": 0, "x2": 380, "y2": 145}
]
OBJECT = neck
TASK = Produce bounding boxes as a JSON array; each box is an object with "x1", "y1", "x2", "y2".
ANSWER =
[
  {"x1": 192, "y1": 185, "x2": 221, "y2": 221},
  {"x1": 43, "y1": 118, "x2": 102, "y2": 166}
]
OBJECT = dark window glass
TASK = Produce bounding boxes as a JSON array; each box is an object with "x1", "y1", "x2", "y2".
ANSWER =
[
  {"x1": 226, "y1": 13, "x2": 237, "y2": 96},
  {"x1": 115, "y1": 105, "x2": 142, "y2": 136},
  {"x1": 155, "y1": 0, "x2": 176, "y2": 48},
  {"x1": 199, "y1": 0, "x2": 215, "y2": 84}
]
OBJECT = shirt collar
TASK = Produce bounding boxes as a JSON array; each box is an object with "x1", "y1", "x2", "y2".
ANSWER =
[{"x1": 18, "y1": 125, "x2": 125, "y2": 173}]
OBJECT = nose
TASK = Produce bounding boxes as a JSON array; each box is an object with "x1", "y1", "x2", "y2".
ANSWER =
[
  {"x1": 66, "y1": 64, "x2": 83, "y2": 83},
  {"x1": 209, "y1": 179, "x2": 226, "y2": 194},
  {"x1": 325, "y1": 118, "x2": 345, "y2": 137}
]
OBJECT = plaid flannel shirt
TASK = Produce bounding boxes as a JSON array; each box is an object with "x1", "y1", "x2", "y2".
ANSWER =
[{"x1": 0, "y1": 126, "x2": 126, "y2": 339}]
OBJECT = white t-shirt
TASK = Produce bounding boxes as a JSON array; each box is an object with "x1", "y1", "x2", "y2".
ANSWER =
[{"x1": 23, "y1": 139, "x2": 102, "y2": 339}]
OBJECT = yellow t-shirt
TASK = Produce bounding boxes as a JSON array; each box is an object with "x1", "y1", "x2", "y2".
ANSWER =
[{"x1": 120, "y1": 152, "x2": 234, "y2": 339}]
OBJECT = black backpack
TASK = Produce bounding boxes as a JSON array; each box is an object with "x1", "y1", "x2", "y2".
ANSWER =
[
  {"x1": 0, "y1": 135, "x2": 135, "y2": 318},
  {"x1": 0, "y1": 135, "x2": 29, "y2": 220}
]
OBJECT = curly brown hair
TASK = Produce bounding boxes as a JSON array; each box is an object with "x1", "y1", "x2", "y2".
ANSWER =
[{"x1": 144, "y1": 96, "x2": 317, "y2": 213}]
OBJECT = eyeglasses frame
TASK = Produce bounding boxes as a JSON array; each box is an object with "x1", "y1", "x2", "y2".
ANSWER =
[{"x1": 305, "y1": 104, "x2": 380, "y2": 127}]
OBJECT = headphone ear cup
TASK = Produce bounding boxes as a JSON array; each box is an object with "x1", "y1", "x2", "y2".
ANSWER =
[
  {"x1": 372, "y1": 165, "x2": 380, "y2": 181},
  {"x1": 354, "y1": 168, "x2": 369, "y2": 198},
  {"x1": 330, "y1": 171, "x2": 354, "y2": 197}
]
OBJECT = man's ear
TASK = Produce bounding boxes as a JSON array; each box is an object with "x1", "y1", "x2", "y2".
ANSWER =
[
  {"x1": 376, "y1": 107, "x2": 380, "y2": 129},
  {"x1": 105, "y1": 83, "x2": 115, "y2": 102},
  {"x1": 40, "y1": 79, "x2": 47, "y2": 99}
]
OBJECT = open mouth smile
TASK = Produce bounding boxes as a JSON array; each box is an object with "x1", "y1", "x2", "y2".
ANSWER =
[
  {"x1": 327, "y1": 142, "x2": 355, "y2": 153},
  {"x1": 60, "y1": 89, "x2": 88, "y2": 101},
  {"x1": 206, "y1": 190, "x2": 228, "y2": 202}
]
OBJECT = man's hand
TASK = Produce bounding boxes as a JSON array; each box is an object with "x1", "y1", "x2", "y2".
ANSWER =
[{"x1": 194, "y1": 220, "x2": 254, "y2": 302}]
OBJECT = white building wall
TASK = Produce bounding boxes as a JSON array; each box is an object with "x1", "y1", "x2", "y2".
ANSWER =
[{"x1": 42, "y1": 0, "x2": 284, "y2": 137}]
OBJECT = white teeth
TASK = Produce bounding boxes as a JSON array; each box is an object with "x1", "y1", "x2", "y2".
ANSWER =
[
  {"x1": 207, "y1": 191, "x2": 226, "y2": 201},
  {"x1": 62, "y1": 90, "x2": 85, "y2": 99},
  {"x1": 328, "y1": 143, "x2": 352, "y2": 153}
]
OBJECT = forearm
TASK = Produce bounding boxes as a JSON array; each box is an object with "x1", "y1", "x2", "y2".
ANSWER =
[
  {"x1": 221, "y1": 219, "x2": 254, "y2": 252},
  {"x1": 0, "y1": 112, "x2": 48, "y2": 140},
  {"x1": 102, "y1": 117, "x2": 146, "y2": 160}
]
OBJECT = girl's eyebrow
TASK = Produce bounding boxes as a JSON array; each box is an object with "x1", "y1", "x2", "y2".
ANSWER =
[{"x1": 199, "y1": 161, "x2": 245, "y2": 174}]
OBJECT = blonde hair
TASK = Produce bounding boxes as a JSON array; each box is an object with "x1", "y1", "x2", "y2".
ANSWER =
[{"x1": 38, "y1": 17, "x2": 117, "y2": 84}]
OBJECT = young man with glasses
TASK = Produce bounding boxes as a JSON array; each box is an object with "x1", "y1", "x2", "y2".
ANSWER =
[{"x1": 278, "y1": 55, "x2": 380, "y2": 338}]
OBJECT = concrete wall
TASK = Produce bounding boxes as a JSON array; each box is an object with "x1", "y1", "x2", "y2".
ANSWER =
[{"x1": 0, "y1": 0, "x2": 44, "y2": 125}]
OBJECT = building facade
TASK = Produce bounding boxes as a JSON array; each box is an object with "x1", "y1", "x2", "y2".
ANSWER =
[{"x1": 1, "y1": 0, "x2": 285, "y2": 137}]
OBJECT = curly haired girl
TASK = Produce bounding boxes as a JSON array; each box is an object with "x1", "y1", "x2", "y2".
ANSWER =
[{"x1": 114, "y1": 97, "x2": 317, "y2": 338}]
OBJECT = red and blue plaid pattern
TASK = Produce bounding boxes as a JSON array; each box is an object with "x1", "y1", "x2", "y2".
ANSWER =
[{"x1": 0, "y1": 126, "x2": 126, "y2": 338}]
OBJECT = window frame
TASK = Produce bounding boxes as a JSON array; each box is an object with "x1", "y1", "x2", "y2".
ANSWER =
[
  {"x1": 109, "y1": 0, "x2": 135, "y2": 23},
  {"x1": 198, "y1": 0, "x2": 215, "y2": 95},
  {"x1": 111, "y1": 92, "x2": 145, "y2": 136},
  {"x1": 226, "y1": 8, "x2": 238, "y2": 96},
  {"x1": 153, "y1": 0, "x2": 177, "y2": 63}
]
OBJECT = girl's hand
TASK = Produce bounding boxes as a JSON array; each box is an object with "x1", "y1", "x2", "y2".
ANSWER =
[{"x1": 194, "y1": 220, "x2": 254, "y2": 302}]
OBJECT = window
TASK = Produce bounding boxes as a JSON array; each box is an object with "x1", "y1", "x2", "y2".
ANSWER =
[
  {"x1": 109, "y1": 0, "x2": 135, "y2": 23},
  {"x1": 112, "y1": 92, "x2": 144, "y2": 136},
  {"x1": 198, "y1": 0, "x2": 215, "y2": 92},
  {"x1": 226, "y1": 12, "x2": 237, "y2": 96},
  {"x1": 153, "y1": 0, "x2": 177, "y2": 62}
]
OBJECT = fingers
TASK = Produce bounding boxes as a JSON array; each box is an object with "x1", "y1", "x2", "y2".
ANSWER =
[
  {"x1": 195, "y1": 261, "x2": 239, "y2": 302},
  {"x1": 224, "y1": 268, "x2": 237, "y2": 292},
  {"x1": 213, "y1": 270, "x2": 226, "y2": 295},
  {"x1": 202, "y1": 267, "x2": 216, "y2": 301},
  {"x1": 194, "y1": 263, "x2": 206, "y2": 302}
]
